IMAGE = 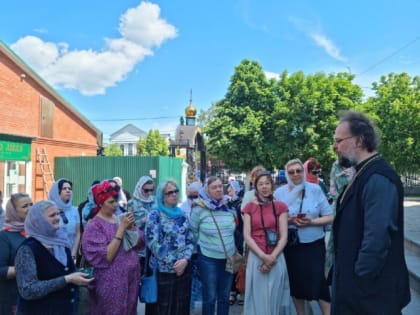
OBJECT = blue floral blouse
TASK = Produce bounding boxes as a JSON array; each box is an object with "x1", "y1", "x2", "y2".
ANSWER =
[{"x1": 145, "y1": 209, "x2": 194, "y2": 273}]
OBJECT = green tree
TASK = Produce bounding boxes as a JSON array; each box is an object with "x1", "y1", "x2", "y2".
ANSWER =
[
  {"x1": 204, "y1": 59, "x2": 277, "y2": 171},
  {"x1": 137, "y1": 130, "x2": 169, "y2": 156},
  {"x1": 104, "y1": 143, "x2": 123, "y2": 156},
  {"x1": 361, "y1": 73, "x2": 420, "y2": 173},
  {"x1": 204, "y1": 59, "x2": 363, "y2": 172},
  {"x1": 271, "y1": 71, "x2": 363, "y2": 170}
]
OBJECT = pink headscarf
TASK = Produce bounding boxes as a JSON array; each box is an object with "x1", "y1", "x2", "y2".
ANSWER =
[{"x1": 3, "y1": 199, "x2": 25, "y2": 232}]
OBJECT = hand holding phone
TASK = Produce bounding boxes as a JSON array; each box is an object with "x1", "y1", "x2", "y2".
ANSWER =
[{"x1": 297, "y1": 213, "x2": 306, "y2": 219}]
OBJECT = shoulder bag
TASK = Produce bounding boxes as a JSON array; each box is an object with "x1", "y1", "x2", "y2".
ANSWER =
[
  {"x1": 287, "y1": 189, "x2": 305, "y2": 248},
  {"x1": 139, "y1": 247, "x2": 158, "y2": 303},
  {"x1": 209, "y1": 210, "x2": 244, "y2": 274}
]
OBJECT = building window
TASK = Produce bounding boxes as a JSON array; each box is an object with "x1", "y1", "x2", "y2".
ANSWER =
[
  {"x1": 40, "y1": 96, "x2": 54, "y2": 138},
  {"x1": 128, "y1": 143, "x2": 133, "y2": 156}
]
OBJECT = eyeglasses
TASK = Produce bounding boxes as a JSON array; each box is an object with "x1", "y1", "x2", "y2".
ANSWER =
[
  {"x1": 310, "y1": 170, "x2": 321, "y2": 175},
  {"x1": 62, "y1": 187, "x2": 72, "y2": 191},
  {"x1": 287, "y1": 169, "x2": 303, "y2": 175},
  {"x1": 165, "y1": 189, "x2": 179, "y2": 196},
  {"x1": 334, "y1": 136, "x2": 355, "y2": 144},
  {"x1": 143, "y1": 188, "x2": 154, "y2": 193}
]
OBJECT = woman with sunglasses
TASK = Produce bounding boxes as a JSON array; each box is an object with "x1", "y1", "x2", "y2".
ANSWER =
[
  {"x1": 190, "y1": 176, "x2": 237, "y2": 315},
  {"x1": 82, "y1": 180, "x2": 143, "y2": 315},
  {"x1": 274, "y1": 158, "x2": 333, "y2": 315},
  {"x1": 304, "y1": 158, "x2": 330, "y2": 202},
  {"x1": 49, "y1": 179, "x2": 80, "y2": 260},
  {"x1": 127, "y1": 176, "x2": 155, "y2": 231},
  {"x1": 145, "y1": 179, "x2": 194, "y2": 315},
  {"x1": 0, "y1": 193, "x2": 32, "y2": 315}
]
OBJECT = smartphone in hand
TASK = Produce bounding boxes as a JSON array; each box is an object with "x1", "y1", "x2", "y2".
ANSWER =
[{"x1": 297, "y1": 213, "x2": 306, "y2": 219}]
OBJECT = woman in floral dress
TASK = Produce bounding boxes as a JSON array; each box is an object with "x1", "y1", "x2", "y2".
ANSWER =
[
  {"x1": 145, "y1": 179, "x2": 194, "y2": 315},
  {"x1": 82, "y1": 180, "x2": 144, "y2": 315}
]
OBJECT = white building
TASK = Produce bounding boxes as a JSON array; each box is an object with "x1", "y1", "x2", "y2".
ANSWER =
[{"x1": 109, "y1": 124, "x2": 147, "y2": 156}]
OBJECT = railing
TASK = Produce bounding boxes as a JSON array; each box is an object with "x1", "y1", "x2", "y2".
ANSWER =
[{"x1": 402, "y1": 173, "x2": 420, "y2": 196}]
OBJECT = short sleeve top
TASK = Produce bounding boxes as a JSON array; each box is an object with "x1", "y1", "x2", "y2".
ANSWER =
[{"x1": 243, "y1": 201, "x2": 288, "y2": 254}]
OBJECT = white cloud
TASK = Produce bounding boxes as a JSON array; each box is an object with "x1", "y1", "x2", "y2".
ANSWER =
[
  {"x1": 264, "y1": 70, "x2": 280, "y2": 80},
  {"x1": 289, "y1": 16, "x2": 346, "y2": 62},
  {"x1": 310, "y1": 32, "x2": 347, "y2": 62},
  {"x1": 10, "y1": 1, "x2": 178, "y2": 96}
]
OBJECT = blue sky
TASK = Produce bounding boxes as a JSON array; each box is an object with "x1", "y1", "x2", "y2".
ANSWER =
[{"x1": 2, "y1": 1, "x2": 419, "y2": 142}]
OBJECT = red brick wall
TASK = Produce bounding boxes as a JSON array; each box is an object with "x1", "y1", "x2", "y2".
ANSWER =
[{"x1": 0, "y1": 49, "x2": 100, "y2": 201}]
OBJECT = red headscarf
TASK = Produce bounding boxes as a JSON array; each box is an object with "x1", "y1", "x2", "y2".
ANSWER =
[
  {"x1": 303, "y1": 158, "x2": 320, "y2": 184},
  {"x1": 91, "y1": 180, "x2": 119, "y2": 216}
]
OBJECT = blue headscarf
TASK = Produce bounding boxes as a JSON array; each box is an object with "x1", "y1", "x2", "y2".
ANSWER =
[
  {"x1": 156, "y1": 180, "x2": 183, "y2": 219},
  {"x1": 48, "y1": 178, "x2": 73, "y2": 212},
  {"x1": 25, "y1": 200, "x2": 71, "y2": 266}
]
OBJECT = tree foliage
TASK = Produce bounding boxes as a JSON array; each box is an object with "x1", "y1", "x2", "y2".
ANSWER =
[
  {"x1": 204, "y1": 59, "x2": 363, "y2": 172},
  {"x1": 104, "y1": 143, "x2": 123, "y2": 156},
  {"x1": 361, "y1": 73, "x2": 420, "y2": 173},
  {"x1": 137, "y1": 130, "x2": 169, "y2": 156}
]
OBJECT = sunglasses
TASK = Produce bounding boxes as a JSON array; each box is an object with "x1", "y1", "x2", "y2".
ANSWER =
[
  {"x1": 165, "y1": 189, "x2": 179, "y2": 196},
  {"x1": 143, "y1": 188, "x2": 154, "y2": 193},
  {"x1": 311, "y1": 170, "x2": 321, "y2": 175},
  {"x1": 99, "y1": 186, "x2": 120, "y2": 195},
  {"x1": 287, "y1": 169, "x2": 303, "y2": 175},
  {"x1": 188, "y1": 195, "x2": 198, "y2": 199},
  {"x1": 22, "y1": 202, "x2": 33, "y2": 208}
]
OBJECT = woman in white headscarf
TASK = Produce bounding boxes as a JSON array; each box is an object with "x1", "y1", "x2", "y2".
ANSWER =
[
  {"x1": 15, "y1": 200, "x2": 92, "y2": 315},
  {"x1": 273, "y1": 158, "x2": 333, "y2": 315},
  {"x1": 180, "y1": 181, "x2": 202, "y2": 218},
  {"x1": 127, "y1": 176, "x2": 155, "y2": 231}
]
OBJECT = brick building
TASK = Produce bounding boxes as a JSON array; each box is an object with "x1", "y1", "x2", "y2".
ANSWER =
[{"x1": 0, "y1": 40, "x2": 101, "y2": 202}]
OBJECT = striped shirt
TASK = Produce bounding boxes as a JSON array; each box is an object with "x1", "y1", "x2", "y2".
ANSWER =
[{"x1": 190, "y1": 205, "x2": 236, "y2": 259}]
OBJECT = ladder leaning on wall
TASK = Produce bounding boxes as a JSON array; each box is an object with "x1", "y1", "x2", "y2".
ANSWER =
[{"x1": 36, "y1": 147, "x2": 55, "y2": 198}]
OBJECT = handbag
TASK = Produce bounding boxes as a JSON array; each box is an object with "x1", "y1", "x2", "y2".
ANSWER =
[
  {"x1": 209, "y1": 211, "x2": 244, "y2": 274},
  {"x1": 287, "y1": 189, "x2": 305, "y2": 248},
  {"x1": 235, "y1": 246, "x2": 248, "y2": 293},
  {"x1": 225, "y1": 251, "x2": 244, "y2": 274},
  {"x1": 139, "y1": 249, "x2": 158, "y2": 303}
]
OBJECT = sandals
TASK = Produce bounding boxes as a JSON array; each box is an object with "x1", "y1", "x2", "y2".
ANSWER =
[
  {"x1": 229, "y1": 292, "x2": 237, "y2": 305},
  {"x1": 237, "y1": 294, "x2": 244, "y2": 305}
]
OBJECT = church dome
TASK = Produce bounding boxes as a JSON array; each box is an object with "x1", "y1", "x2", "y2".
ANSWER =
[{"x1": 185, "y1": 100, "x2": 196, "y2": 117}]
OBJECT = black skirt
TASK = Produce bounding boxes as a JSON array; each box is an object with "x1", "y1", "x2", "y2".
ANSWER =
[
  {"x1": 145, "y1": 264, "x2": 192, "y2": 315},
  {"x1": 284, "y1": 237, "x2": 331, "y2": 302}
]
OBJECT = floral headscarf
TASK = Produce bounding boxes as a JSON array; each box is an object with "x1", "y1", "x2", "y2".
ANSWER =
[
  {"x1": 131, "y1": 176, "x2": 155, "y2": 204},
  {"x1": 198, "y1": 181, "x2": 229, "y2": 211},
  {"x1": 25, "y1": 200, "x2": 70, "y2": 266},
  {"x1": 90, "y1": 180, "x2": 120, "y2": 216}
]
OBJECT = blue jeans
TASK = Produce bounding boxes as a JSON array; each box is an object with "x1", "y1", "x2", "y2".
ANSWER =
[{"x1": 198, "y1": 252, "x2": 234, "y2": 315}]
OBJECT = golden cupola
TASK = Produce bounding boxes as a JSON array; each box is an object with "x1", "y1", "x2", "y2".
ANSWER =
[{"x1": 185, "y1": 91, "x2": 197, "y2": 126}]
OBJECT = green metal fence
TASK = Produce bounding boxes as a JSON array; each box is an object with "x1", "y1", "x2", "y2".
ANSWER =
[{"x1": 54, "y1": 156, "x2": 183, "y2": 206}]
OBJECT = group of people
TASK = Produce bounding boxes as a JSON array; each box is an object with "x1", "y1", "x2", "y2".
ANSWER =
[{"x1": 0, "y1": 110, "x2": 412, "y2": 315}]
